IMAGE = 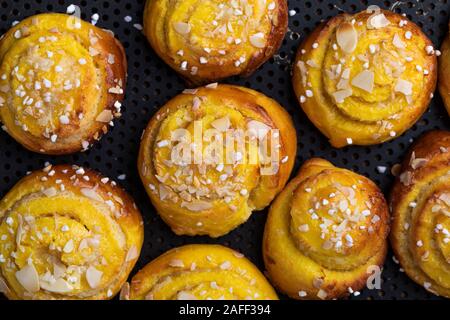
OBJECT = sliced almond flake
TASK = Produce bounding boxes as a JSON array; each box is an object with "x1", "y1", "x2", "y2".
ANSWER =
[
  {"x1": 399, "y1": 171, "x2": 412, "y2": 186},
  {"x1": 211, "y1": 117, "x2": 231, "y2": 132},
  {"x1": 181, "y1": 200, "x2": 213, "y2": 212},
  {"x1": 368, "y1": 13, "x2": 391, "y2": 29},
  {"x1": 332, "y1": 89, "x2": 353, "y2": 103},
  {"x1": 306, "y1": 59, "x2": 318, "y2": 68},
  {"x1": 0, "y1": 277, "x2": 9, "y2": 294},
  {"x1": 336, "y1": 22, "x2": 358, "y2": 53},
  {"x1": 159, "y1": 184, "x2": 171, "y2": 201},
  {"x1": 40, "y1": 278, "x2": 73, "y2": 293},
  {"x1": 296, "y1": 60, "x2": 308, "y2": 86},
  {"x1": 439, "y1": 193, "x2": 450, "y2": 206},
  {"x1": 80, "y1": 188, "x2": 103, "y2": 202},
  {"x1": 247, "y1": 120, "x2": 271, "y2": 139},
  {"x1": 42, "y1": 187, "x2": 57, "y2": 197},
  {"x1": 410, "y1": 158, "x2": 428, "y2": 170},
  {"x1": 177, "y1": 291, "x2": 198, "y2": 300},
  {"x1": 249, "y1": 32, "x2": 266, "y2": 48},
  {"x1": 351, "y1": 70, "x2": 374, "y2": 93},
  {"x1": 63, "y1": 239, "x2": 74, "y2": 253},
  {"x1": 337, "y1": 78, "x2": 350, "y2": 90},
  {"x1": 394, "y1": 79, "x2": 413, "y2": 96},
  {"x1": 220, "y1": 261, "x2": 232, "y2": 270},
  {"x1": 126, "y1": 246, "x2": 138, "y2": 262},
  {"x1": 173, "y1": 22, "x2": 191, "y2": 34},
  {"x1": 317, "y1": 289, "x2": 328, "y2": 300},
  {"x1": 96, "y1": 110, "x2": 114, "y2": 123},
  {"x1": 86, "y1": 266, "x2": 103, "y2": 289},
  {"x1": 183, "y1": 89, "x2": 198, "y2": 95},
  {"x1": 119, "y1": 282, "x2": 130, "y2": 300},
  {"x1": 432, "y1": 205, "x2": 442, "y2": 213},
  {"x1": 393, "y1": 33, "x2": 406, "y2": 49},
  {"x1": 341, "y1": 68, "x2": 351, "y2": 80},
  {"x1": 53, "y1": 262, "x2": 66, "y2": 279},
  {"x1": 168, "y1": 259, "x2": 185, "y2": 268},
  {"x1": 15, "y1": 263, "x2": 40, "y2": 293}
]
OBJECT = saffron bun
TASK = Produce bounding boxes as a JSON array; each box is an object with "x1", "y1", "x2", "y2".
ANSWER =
[
  {"x1": 263, "y1": 158, "x2": 390, "y2": 299},
  {"x1": 0, "y1": 164, "x2": 143, "y2": 300},
  {"x1": 390, "y1": 131, "x2": 450, "y2": 298},
  {"x1": 142, "y1": 0, "x2": 288, "y2": 85},
  {"x1": 138, "y1": 84, "x2": 296, "y2": 238},
  {"x1": 0, "y1": 13, "x2": 127, "y2": 155},
  {"x1": 292, "y1": 9, "x2": 437, "y2": 148},
  {"x1": 126, "y1": 244, "x2": 278, "y2": 300}
]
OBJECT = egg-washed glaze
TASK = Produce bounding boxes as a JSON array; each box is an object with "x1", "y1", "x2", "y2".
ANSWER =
[
  {"x1": 263, "y1": 158, "x2": 390, "y2": 299},
  {"x1": 293, "y1": 9, "x2": 437, "y2": 147},
  {"x1": 0, "y1": 165, "x2": 143, "y2": 300},
  {"x1": 125, "y1": 244, "x2": 278, "y2": 300},
  {"x1": 391, "y1": 131, "x2": 450, "y2": 298},
  {"x1": 0, "y1": 13, "x2": 127, "y2": 154},
  {"x1": 138, "y1": 84, "x2": 296, "y2": 238},
  {"x1": 143, "y1": 0, "x2": 287, "y2": 85}
]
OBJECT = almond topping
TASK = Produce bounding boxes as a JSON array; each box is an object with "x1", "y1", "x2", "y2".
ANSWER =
[
  {"x1": 96, "y1": 110, "x2": 114, "y2": 123},
  {"x1": 336, "y1": 22, "x2": 358, "y2": 53},
  {"x1": 395, "y1": 79, "x2": 413, "y2": 96},
  {"x1": 249, "y1": 32, "x2": 266, "y2": 48},
  {"x1": 40, "y1": 278, "x2": 73, "y2": 293},
  {"x1": 126, "y1": 246, "x2": 139, "y2": 262},
  {"x1": 368, "y1": 13, "x2": 390, "y2": 29},
  {"x1": 15, "y1": 263, "x2": 40, "y2": 293},
  {"x1": 351, "y1": 70, "x2": 374, "y2": 93},
  {"x1": 80, "y1": 188, "x2": 103, "y2": 202},
  {"x1": 173, "y1": 22, "x2": 191, "y2": 34},
  {"x1": 86, "y1": 266, "x2": 103, "y2": 289},
  {"x1": 211, "y1": 117, "x2": 231, "y2": 132},
  {"x1": 332, "y1": 89, "x2": 353, "y2": 103},
  {"x1": 177, "y1": 291, "x2": 198, "y2": 300},
  {"x1": 393, "y1": 33, "x2": 406, "y2": 49}
]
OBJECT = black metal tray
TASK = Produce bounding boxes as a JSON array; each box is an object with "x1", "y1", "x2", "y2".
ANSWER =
[{"x1": 0, "y1": 0, "x2": 449, "y2": 300}]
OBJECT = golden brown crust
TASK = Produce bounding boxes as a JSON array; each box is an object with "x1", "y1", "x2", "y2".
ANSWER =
[
  {"x1": 390, "y1": 131, "x2": 450, "y2": 298},
  {"x1": 263, "y1": 158, "x2": 389, "y2": 299},
  {"x1": 0, "y1": 164, "x2": 143, "y2": 300},
  {"x1": 0, "y1": 13, "x2": 127, "y2": 155},
  {"x1": 293, "y1": 9, "x2": 437, "y2": 147},
  {"x1": 138, "y1": 84, "x2": 296, "y2": 238},
  {"x1": 126, "y1": 244, "x2": 278, "y2": 300},
  {"x1": 143, "y1": 0, "x2": 288, "y2": 86}
]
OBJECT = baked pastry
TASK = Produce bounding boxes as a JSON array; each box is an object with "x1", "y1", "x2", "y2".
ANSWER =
[
  {"x1": 293, "y1": 8, "x2": 437, "y2": 147},
  {"x1": 439, "y1": 23, "x2": 450, "y2": 116},
  {"x1": 125, "y1": 244, "x2": 277, "y2": 300},
  {"x1": 390, "y1": 131, "x2": 450, "y2": 298},
  {"x1": 138, "y1": 84, "x2": 296, "y2": 238},
  {"x1": 263, "y1": 158, "x2": 389, "y2": 299},
  {"x1": 0, "y1": 164, "x2": 143, "y2": 300},
  {"x1": 0, "y1": 13, "x2": 127, "y2": 155},
  {"x1": 143, "y1": 0, "x2": 288, "y2": 85}
]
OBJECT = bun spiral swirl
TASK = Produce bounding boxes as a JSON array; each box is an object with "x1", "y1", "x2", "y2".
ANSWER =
[
  {"x1": 138, "y1": 84, "x2": 296, "y2": 238},
  {"x1": 0, "y1": 13, "x2": 127, "y2": 154},
  {"x1": 0, "y1": 165, "x2": 143, "y2": 300},
  {"x1": 391, "y1": 131, "x2": 450, "y2": 298},
  {"x1": 293, "y1": 9, "x2": 437, "y2": 147},
  {"x1": 126, "y1": 244, "x2": 278, "y2": 300},
  {"x1": 143, "y1": 0, "x2": 288, "y2": 85},
  {"x1": 263, "y1": 158, "x2": 389, "y2": 299}
]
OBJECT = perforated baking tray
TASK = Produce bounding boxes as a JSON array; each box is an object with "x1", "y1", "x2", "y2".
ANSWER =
[{"x1": 0, "y1": 0, "x2": 448, "y2": 300}]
